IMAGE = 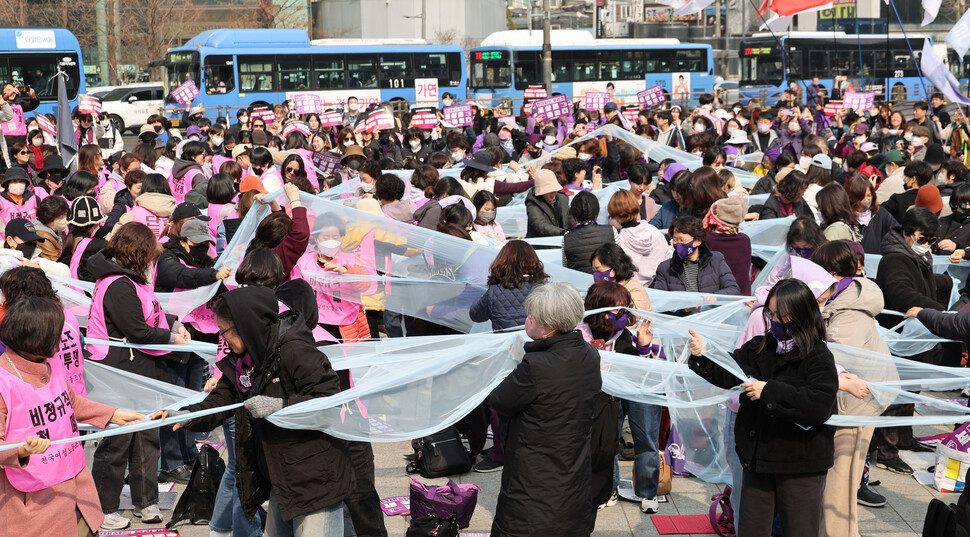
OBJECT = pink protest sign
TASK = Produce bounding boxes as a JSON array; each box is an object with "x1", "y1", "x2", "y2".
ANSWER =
[
  {"x1": 380, "y1": 496, "x2": 410, "y2": 516},
  {"x1": 282, "y1": 121, "x2": 310, "y2": 137},
  {"x1": 0, "y1": 104, "x2": 25, "y2": 136},
  {"x1": 293, "y1": 94, "x2": 321, "y2": 114},
  {"x1": 411, "y1": 111, "x2": 437, "y2": 129},
  {"x1": 78, "y1": 95, "x2": 101, "y2": 116},
  {"x1": 442, "y1": 104, "x2": 474, "y2": 127},
  {"x1": 524, "y1": 85, "x2": 548, "y2": 99},
  {"x1": 311, "y1": 151, "x2": 341, "y2": 174},
  {"x1": 637, "y1": 85, "x2": 666, "y2": 108},
  {"x1": 252, "y1": 109, "x2": 275, "y2": 123},
  {"x1": 843, "y1": 91, "x2": 875, "y2": 112},
  {"x1": 584, "y1": 91, "x2": 611, "y2": 111},
  {"x1": 364, "y1": 111, "x2": 394, "y2": 132},
  {"x1": 823, "y1": 101, "x2": 844, "y2": 117},
  {"x1": 498, "y1": 116, "x2": 516, "y2": 127},
  {"x1": 532, "y1": 95, "x2": 570, "y2": 121},
  {"x1": 622, "y1": 106, "x2": 640, "y2": 125},
  {"x1": 319, "y1": 111, "x2": 343, "y2": 127},
  {"x1": 171, "y1": 79, "x2": 200, "y2": 107},
  {"x1": 36, "y1": 113, "x2": 56, "y2": 136}
]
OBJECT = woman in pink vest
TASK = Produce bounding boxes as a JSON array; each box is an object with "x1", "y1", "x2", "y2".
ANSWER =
[
  {"x1": 204, "y1": 173, "x2": 237, "y2": 258},
  {"x1": 57, "y1": 195, "x2": 109, "y2": 283},
  {"x1": 112, "y1": 173, "x2": 176, "y2": 240},
  {"x1": 170, "y1": 141, "x2": 207, "y2": 205},
  {"x1": 86, "y1": 222, "x2": 191, "y2": 531},
  {"x1": 0, "y1": 167, "x2": 42, "y2": 224},
  {"x1": 0, "y1": 296, "x2": 145, "y2": 537}
]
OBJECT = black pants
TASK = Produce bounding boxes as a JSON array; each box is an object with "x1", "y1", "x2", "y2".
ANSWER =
[
  {"x1": 345, "y1": 440, "x2": 388, "y2": 537},
  {"x1": 92, "y1": 430, "x2": 160, "y2": 512},
  {"x1": 738, "y1": 469, "x2": 826, "y2": 537},
  {"x1": 872, "y1": 402, "x2": 916, "y2": 460}
]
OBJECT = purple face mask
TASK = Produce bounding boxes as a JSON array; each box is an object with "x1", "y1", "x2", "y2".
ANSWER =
[
  {"x1": 675, "y1": 241, "x2": 697, "y2": 259},
  {"x1": 769, "y1": 319, "x2": 792, "y2": 342},
  {"x1": 791, "y1": 247, "x2": 814, "y2": 259},
  {"x1": 606, "y1": 311, "x2": 629, "y2": 332},
  {"x1": 593, "y1": 269, "x2": 614, "y2": 282}
]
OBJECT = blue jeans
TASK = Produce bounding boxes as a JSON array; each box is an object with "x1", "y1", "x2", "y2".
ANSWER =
[
  {"x1": 160, "y1": 356, "x2": 207, "y2": 471},
  {"x1": 265, "y1": 492, "x2": 343, "y2": 537},
  {"x1": 383, "y1": 310, "x2": 412, "y2": 338},
  {"x1": 209, "y1": 417, "x2": 262, "y2": 537},
  {"x1": 613, "y1": 399, "x2": 662, "y2": 499}
]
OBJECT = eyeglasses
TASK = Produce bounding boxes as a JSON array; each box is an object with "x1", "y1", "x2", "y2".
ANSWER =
[
  {"x1": 914, "y1": 234, "x2": 937, "y2": 245},
  {"x1": 218, "y1": 325, "x2": 237, "y2": 338},
  {"x1": 285, "y1": 167, "x2": 299, "y2": 174},
  {"x1": 17, "y1": 150, "x2": 27, "y2": 155},
  {"x1": 253, "y1": 123, "x2": 265, "y2": 129}
]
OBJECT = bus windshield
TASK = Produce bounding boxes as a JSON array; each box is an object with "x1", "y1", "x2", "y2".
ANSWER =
[
  {"x1": 470, "y1": 50, "x2": 511, "y2": 88},
  {"x1": 165, "y1": 50, "x2": 200, "y2": 98},
  {"x1": 0, "y1": 52, "x2": 81, "y2": 100},
  {"x1": 740, "y1": 46, "x2": 784, "y2": 86}
]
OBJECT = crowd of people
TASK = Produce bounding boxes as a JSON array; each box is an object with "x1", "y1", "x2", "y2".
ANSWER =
[{"x1": 0, "y1": 80, "x2": 966, "y2": 537}]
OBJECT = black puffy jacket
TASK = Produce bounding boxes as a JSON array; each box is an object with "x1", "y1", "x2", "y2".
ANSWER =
[{"x1": 562, "y1": 221, "x2": 616, "y2": 273}]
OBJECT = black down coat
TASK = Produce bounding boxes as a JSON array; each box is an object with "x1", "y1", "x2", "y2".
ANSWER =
[
  {"x1": 487, "y1": 331, "x2": 602, "y2": 537},
  {"x1": 562, "y1": 221, "x2": 617, "y2": 274},
  {"x1": 183, "y1": 287, "x2": 354, "y2": 522}
]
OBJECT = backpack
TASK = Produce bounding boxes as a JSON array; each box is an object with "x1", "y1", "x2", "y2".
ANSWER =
[
  {"x1": 406, "y1": 513, "x2": 459, "y2": 537},
  {"x1": 166, "y1": 444, "x2": 226, "y2": 528},
  {"x1": 406, "y1": 427, "x2": 473, "y2": 478},
  {"x1": 709, "y1": 484, "x2": 735, "y2": 537}
]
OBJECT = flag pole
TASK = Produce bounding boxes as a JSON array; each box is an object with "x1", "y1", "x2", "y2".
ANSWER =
[{"x1": 887, "y1": 0, "x2": 932, "y2": 111}]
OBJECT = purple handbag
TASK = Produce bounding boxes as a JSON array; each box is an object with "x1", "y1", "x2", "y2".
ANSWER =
[{"x1": 409, "y1": 478, "x2": 480, "y2": 529}]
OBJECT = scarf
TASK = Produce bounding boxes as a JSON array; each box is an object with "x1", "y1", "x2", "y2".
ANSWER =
[
  {"x1": 28, "y1": 145, "x2": 43, "y2": 169},
  {"x1": 234, "y1": 353, "x2": 255, "y2": 393},
  {"x1": 702, "y1": 209, "x2": 735, "y2": 234}
]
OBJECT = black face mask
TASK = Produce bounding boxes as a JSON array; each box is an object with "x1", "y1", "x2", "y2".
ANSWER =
[
  {"x1": 954, "y1": 207, "x2": 970, "y2": 223},
  {"x1": 188, "y1": 244, "x2": 209, "y2": 265},
  {"x1": 15, "y1": 242, "x2": 35, "y2": 259}
]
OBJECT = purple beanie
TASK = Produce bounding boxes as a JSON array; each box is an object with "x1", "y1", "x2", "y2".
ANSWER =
[{"x1": 663, "y1": 163, "x2": 688, "y2": 182}]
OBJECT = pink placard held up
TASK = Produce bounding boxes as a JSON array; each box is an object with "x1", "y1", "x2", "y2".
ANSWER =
[
  {"x1": 442, "y1": 104, "x2": 474, "y2": 127},
  {"x1": 171, "y1": 79, "x2": 200, "y2": 107},
  {"x1": 532, "y1": 95, "x2": 570, "y2": 121},
  {"x1": 311, "y1": 152, "x2": 341, "y2": 174},
  {"x1": 584, "y1": 91, "x2": 611, "y2": 111},
  {"x1": 524, "y1": 85, "x2": 548, "y2": 99},
  {"x1": 0, "y1": 104, "x2": 25, "y2": 136},
  {"x1": 78, "y1": 95, "x2": 102, "y2": 116},
  {"x1": 282, "y1": 121, "x2": 311, "y2": 137},
  {"x1": 364, "y1": 111, "x2": 394, "y2": 132},
  {"x1": 36, "y1": 113, "x2": 56, "y2": 136},
  {"x1": 293, "y1": 94, "x2": 321, "y2": 114},
  {"x1": 411, "y1": 111, "x2": 438, "y2": 129},
  {"x1": 637, "y1": 85, "x2": 666, "y2": 108},
  {"x1": 843, "y1": 91, "x2": 875, "y2": 112},
  {"x1": 252, "y1": 109, "x2": 275, "y2": 123},
  {"x1": 823, "y1": 101, "x2": 844, "y2": 117},
  {"x1": 319, "y1": 111, "x2": 343, "y2": 127},
  {"x1": 622, "y1": 106, "x2": 640, "y2": 125}
]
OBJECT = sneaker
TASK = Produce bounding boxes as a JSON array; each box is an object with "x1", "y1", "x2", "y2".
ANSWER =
[
  {"x1": 100, "y1": 512, "x2": 130, "y2": 531},
  {"x1": 159, "y1": 465, "x2": 192, "y2": 484},
  {"x1": 857, "y1": 485, "x2": 887, "y2": 507},
  {"x1": 641, "y1": 496, "x2": 660, "y2": 513},
  {"x1": 209, "y1": 532, "x2": 231, "y2": 537},
  {"x1": 473, "y1": 458, "x2": 504, "y2": 473},
  {"x1": 134, "y1": 504, "x2": 163, "y2": 523},
  {"x1": 876, "y1": 456, "x2": 914, "y2": 475},
  {"x1": 597, "y1": 491, "x2": 618, "y2": 511},
  {"x1": 868, "y1": 480, "x2": 881, "y2": 487},
  {"x1": 899, "y1": 442, "x2": 934, "y2": 453}
]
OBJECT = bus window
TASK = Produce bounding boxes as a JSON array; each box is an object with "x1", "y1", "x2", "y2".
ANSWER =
[
  {"x1": 597, "y1": 51, "x2": 620, "y2": 80},
  {"x1": 513, "y1": 51, "x2": 540, "y2": 90},
  {"x1": 740, "y1": 52, "x2": 784, "y2": 86},
  {"x1": 239, "y1": 55, "x2": 275, "y2": 92},
  {"x1": 807, "y1": 51, "x2": 829, "y2": 78},
  {"x1": 2, "y1": 53, "x2": 81, "y2": 99},
  {"x1": 572, "y1": 50, "x2": 597, "y2": 82},
  {"x1": 204, "y1": 55, "x2": 234, "y2": 94},
  {"x1": 414, "y1": 53, "x2": 447, "y2": 79},
  {"x1": 379, "y1": 54, "x2": 411, "y2": 88},
  {"x1": 786, "y1": 50, "x2": 803, "y2": 80},
  {"x1": 347, "y1": 55, "x2": 378, "y2": 88},
  {"x1": 278, "y1": 56, "x2": 310, "y2": 90},
  {"x1": 165, "y1": 51, "x2": 200, "y2": 93},
  {"x1": 313, "y1": 56, "x2": 344, "y2": 89},
  {"x1": 446, "y1": 52, "x2": 462, "y2": 86},
  {"x1": 552, "y1": 51, "x2": 571, "y2": 82},
  {"x1": 470, "y1": 50, "x2": 511, "y2": 88}
]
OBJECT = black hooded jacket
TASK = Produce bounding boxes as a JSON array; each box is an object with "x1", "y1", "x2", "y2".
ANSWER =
[
  {"x1": 183, "y1": 287, "x2": 354, "y2": 521},
  {"x1": 87, "y1": 251, "x2": 175, "y2": 381},
  {"x1": 876, "y1": 227, "x2": 952, "y2": 327},
  {"x1": 154, "y1": 238, "x2": 219, "y2": 293}
]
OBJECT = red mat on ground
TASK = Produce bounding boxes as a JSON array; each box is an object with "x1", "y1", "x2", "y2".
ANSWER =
[{"x1": 651, "y1": 514, "x2": 717, "y2": 534}]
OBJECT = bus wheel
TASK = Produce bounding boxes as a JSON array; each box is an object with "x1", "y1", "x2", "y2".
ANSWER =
[
  {"x1": 109, "y1": 114, "x2": 125, "y2": 134},
  {"x1": 891, "y1": 83, "x2": 906, "y2": 105}
]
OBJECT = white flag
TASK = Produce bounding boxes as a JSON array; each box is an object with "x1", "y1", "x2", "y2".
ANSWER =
[
  {"x1": 655, "y1": 0, "x2": 715, "y2": 16},
  {"x1": 922, "y1": 0, "x2": 942, "y2": 26},
  {"x1": 760, "y1": 14, "x2": 793, "y2": 32},
  {"x1": 946, "y1": 7, "x2": 970, "y2": 58},
  {"x1": 921, "y1": 39, "x2": 970, "y2": 105}
]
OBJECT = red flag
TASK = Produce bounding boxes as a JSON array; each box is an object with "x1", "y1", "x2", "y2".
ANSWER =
[
  {"x1": 757, "y1": 0, "x2": 771, "y2": 16},
  {"x1": 761, "y1": 0, "x2": 831, "y2": 16}
]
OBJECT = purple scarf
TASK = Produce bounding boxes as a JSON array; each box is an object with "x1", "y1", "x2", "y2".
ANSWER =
[{"x1": 235, "y1": 353, "x2": 255, "y2": 393}]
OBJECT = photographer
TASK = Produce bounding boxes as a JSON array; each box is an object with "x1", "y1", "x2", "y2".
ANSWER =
[{"x1": 1, "y1": 83, "x2": 38, "y2": 112}]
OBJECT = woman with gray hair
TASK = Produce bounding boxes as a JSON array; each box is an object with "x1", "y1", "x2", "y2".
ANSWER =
[{"x1": 488, "y1": 282, "x2": 602, "y2": 537}]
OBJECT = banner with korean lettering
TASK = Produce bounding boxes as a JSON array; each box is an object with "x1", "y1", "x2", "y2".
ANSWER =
[
  {"x1": 78, "y1": 95, "x2": 101, "y2": 116},
  {"x1": 410, "y1": 110, "x2": 438, "y2": 129},
  {"x1": 843, "y1": 91, "x2": 875, "y2": 112},
  {"x1": 524, "y1": 85, "x2": 547, "y2": 99},
  {"x1": 171, "y1": 80, "x2": 200, "y2": 107},
  {"x1": 36, "y1": 113, "x2": 56, "y2": 137},
  {"x1": 311, "y1": 152, "x2": 341, "y2": 175},
  {"x1": 364, "y1": 111, "x2": 395, "y2": 133},
  {"x1": 823, "y1": 101, "x2": 844, "y2": 117},
  {"x1": 442, "y1": 105, "x2": 474, "y2": 127},
  {"x1": 319, "y1": 111, "x2": 343, "y2": 127},
  {"x1": 292, "y1": 94, "x2": 321, "y2": 115},
  {"x1": 531, "y1": 95, "x2": 571, "y2": 121},
  {"x1": 584, "y1": 91, "x2": 611, "y2": 111},
  {"x1": 637, "y1": 85, "x2": 666, "y2": 108}
]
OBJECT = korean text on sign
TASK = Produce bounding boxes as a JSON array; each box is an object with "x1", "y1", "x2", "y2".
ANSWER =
[
  {"x1": 532, "y1": 95, "x2": 570, "y2": 121},
  {"x1": 637, "y1": 85, "x2": 666, "y2": 108},
  {"x1": 171, "y1": 80, "x2": 200, "y2": 107},
  {"x1": 584, "y1": 92, "x2": 611, "y2": 111},
  {"x1": 442, "y1": 105, "x2": 474, "y2": 127}
]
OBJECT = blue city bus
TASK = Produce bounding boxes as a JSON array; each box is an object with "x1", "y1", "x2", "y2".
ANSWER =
[
  {"x1": 160, "y1": 29, "x2": 466, "y2": 125},
  {"x1": 738, "y1": 32, "x2": 934, "y2": 104},
  {"x1": 0, "y1": 28, "x2": 84, "y2": 117},
  {"x1": 467, "y1": 30, "x2": 715, "y2": 109}
]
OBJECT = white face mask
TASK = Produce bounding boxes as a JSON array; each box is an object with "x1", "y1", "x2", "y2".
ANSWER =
[
  {"x1": 6, "y1": 183, "x2": 25, "y2": 196},
  {"x1": 701, "y1": 104, "x2": 713, "y2": 111},
  {"x1": 409, "y1": 139, "x2": 422, "y2": 150},
  {"x1": 31, "y1": 137, "x2": 43, "y2": 146},
  {"x1": 798, "y1": 156, "x2": 813, "y2": 169},
  {"x1": 904, "y1": 132, "x2": 914, "y2": 142},
  {"x1": 911, "y1": 242, "x2": 931, "y2": 256},
  {"x1": 451, "y1": 151, "x2": 464, "y2": 162},
  {"x1": 578, "y1": 153, "x2": 591, "y2": 161},
  {"x1": 738, "y1": 117, "x2": 748, "y2": 126},
  {"x1": 50, "y1": 216, "x2": 68, "y2": 233},
  {"x1": 442, "y1": 99, "x2": 453, "y2": 107},
  {"x1": 348, "y1": 103, "x2": 359, "y2": 112},
  {"x1": 343, "y1": 139, "x2": 355, "y2": 147},
  {"x1": 693, "y1": 124, "x2": 706, "y2": 133},
  {"x1": 211, "y1": 136, "x2": 224, "y2": 146},
  {"x1": 939, "y1": 170, "x2": 949, "y2": 183},
  {"x1": 240, "y1": 116, "x2": 249, "y2": 124},
  {"x1": 316, "y1": 239, "x2": 341, "y2": 257},
  {"x1": 359, "y1": 180, "x2": 375, "y2": 193},
  {"x1": 544, "y1": 135, "x2": 556, "y2": 145}
]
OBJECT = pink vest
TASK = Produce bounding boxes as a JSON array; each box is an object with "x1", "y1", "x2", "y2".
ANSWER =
[
  {"x1": 50, "y1": 311, "x2": 86, "y2": 398},
  {"x1": 292, "y1": 251, "x2": 372, "y2": 326},
  {"x1": 68, "y1": 238, "x2": 93, "y2": 281},
  {"x1": 87, "y1": 274, "x2": 171, "y2": 361},
  {"x1": 212, "y1": 155, "x2": 232, "y2": 174},
  {"x1": 169, "y1": 169, "x2": 197, "y2": 204},
  {"x1": 205, "y1": 203, "x2": 237, "y2": 258},
  {"x1": 172, "y1": 257, "x2": 219, "y2": 334},
  {"x1": 295, "y1": 148, "x2": 320, "y2": 190},
  {"x1": 131, "y1": 205, "x2": 169, "y2": 241},
  {"x1": 277, "y1": 301, "x2": 338, "y2": 344},
  {"x1": 0, "y1": 360, "x2": 85, "y2": 492},
  {"x1": 260, "y1": 168, "x2": 284, "y2": 193},
  {"x1": 0, "y1": 193, "x2": 39, "y2": 223}
]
